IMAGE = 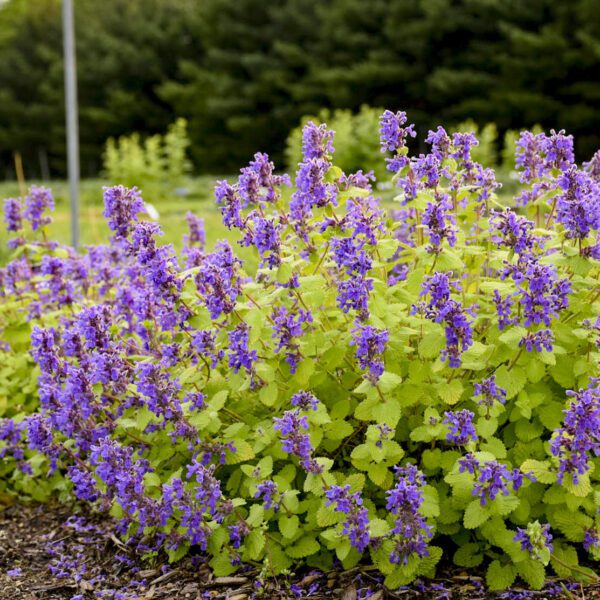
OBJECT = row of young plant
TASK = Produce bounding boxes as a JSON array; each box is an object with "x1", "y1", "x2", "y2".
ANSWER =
[{"x1": 0, "y1": 112, "x2": 599, "y2": 592}]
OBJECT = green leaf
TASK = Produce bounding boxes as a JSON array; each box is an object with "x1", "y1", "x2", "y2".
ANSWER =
[
  {"x1": 550, "y1": 543, "x2": 579, "y2": 579},
  {"x1": 369, "y1": 518, "x2": 390, "y2": 537},
  {"x1": 517, "y1": 558, "x2": 545, "y2": 590},
  {"x1": 228, "y1": 439, "x2": 255, "y2": 463},
  {"x1": 464, "y1": 499, "x2": 490, "y2": 529},
  {"x1": 377, "y1": 371, "x2": 403, "y2": 393},
  {"x1": 286, "y1": 536, "x2": 320, "y2": 558},
  {"x1": 495, "y1": 365, "x2": 526, "y2": 399},
  {"x1": 259, "y1": 382, "x2": 278, "y2": 406},
  {"x1": 436, "y1": 248, "x2": 464, "y2": 270},
  {"x1": 419, "y1": 331, "x2": 446, "y2": 360},
  {"x1": 520, "y1": 459, "x2": 556, "y2": 484},
  {"x1": 368, "y1": 463, "x2": 389, "y2": 487},
  {"x1": 454, "y1": 543, "x2": 484, "y2": 567},
  {"x1": 278, "y1": 515, "x2": 299, "y2": 539},
  {"x1": 316, "y1": 503, "x2": 338, "y2": 527},
  {"x1": 487, "y1": 560, "x2": 517, "y2": 590},
  {"x1": 245, "y1": 528, "x2": 265, "y2": 560},
  {"x1": 167, "y1": 541, "x2": 190, "y2": 563},
  {"x1": 209, "y1": 552, "x2": 238, "y2": 577},
  {"x1": 437, "y1": 380, "x2": 464, "y2": 405}
]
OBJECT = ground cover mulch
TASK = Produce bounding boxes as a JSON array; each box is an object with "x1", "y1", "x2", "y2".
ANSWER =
[{"x1": 0, "y1": 503, "x2": 598, "y2": 600}]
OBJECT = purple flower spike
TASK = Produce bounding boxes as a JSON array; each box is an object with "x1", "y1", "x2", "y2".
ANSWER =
[
  {"x1": 325, "y1": 485, "x2": 371, "y2": 552},
  {"x1": 443, "y1": 410, "x2": 477, "y2": 445}
]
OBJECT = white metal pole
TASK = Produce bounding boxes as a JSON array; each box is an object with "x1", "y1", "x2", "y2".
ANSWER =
[{"x1": 63, "y1": 0, "x2": 79, "y2": 248}]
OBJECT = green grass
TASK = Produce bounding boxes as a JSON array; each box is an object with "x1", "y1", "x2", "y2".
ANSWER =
[{"x1": 0, "y1": 177, "x2": 239, "y2": 257}]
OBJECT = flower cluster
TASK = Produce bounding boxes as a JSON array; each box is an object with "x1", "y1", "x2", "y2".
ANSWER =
[
  {"x1": 550, "y1": 381, "x2": 600, "y2": 484},
  {"x1": 443, "y1": 410, "x2": 477, "y2": 445},
  {"x1": 386, "y1": 465, "x2": 433, "y2": 565},
  {"x1": 412, "y1": 273, "x2": 475, "y2": 367},
  {"x1": 514, "y1": 521, "x2": 553, "y2": 562},
  {"x1": 272, "y1": 306, "x2": 312, "y2": 373},
  {"x1": 350, "y1": 324, "x2": 388, "y2": 382},
  {"x1": 325, "y1": 485, "x2": 371, "y2": 551},
  {"x1": 273, "y1": 409, "x2": 321, "y2": 474},
  {"x1": 459, "y1": 455, "x2": 533, "y2": 505}
]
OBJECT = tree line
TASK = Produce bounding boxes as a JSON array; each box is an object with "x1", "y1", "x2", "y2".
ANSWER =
[{"x1": 0, "y1": 0, "x2": 598, "y2": 179}]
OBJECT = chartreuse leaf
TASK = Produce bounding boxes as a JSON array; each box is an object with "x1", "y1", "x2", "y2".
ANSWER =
[
  {"x1": 245, "y1": 528, "x2": 266, "y2": 560},
  {"x1": 209, "y1": 551, "x2": 238, "y2": 577},
  {"x1": 454, "y1": 543, "x2": 483, "y2": 567},
  {"x1": 437, "y1": 380, "x2": 464, "y2": 405},
  {"x1": 464, "y1": 499, "x2": 490, "y2": 529},
  {"x1": 286, "y1": 536, "x2": 320, "y2": 558},
  {"x1": 520, "y1": 459, "x2": 556, "y2": 484},
  {"x1": 516, "y1": 558, "x2": 545, "y2": 590},
  {"x1": 487, "y1": 560, "x2": 517, "y2": 590},
  {"x1": 279, "y1": 514, "x2": 300, "y2": 539}
]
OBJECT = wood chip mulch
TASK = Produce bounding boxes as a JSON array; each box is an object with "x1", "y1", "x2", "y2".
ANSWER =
[{"x1": 0, "y1": 503, "x2": 598, "y2": 600}]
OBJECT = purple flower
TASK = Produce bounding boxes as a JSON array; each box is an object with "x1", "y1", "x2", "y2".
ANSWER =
[
  {"x1": 458, "y1": 453, "x2": 479, "y2": 475},
  {"x1": 516, "y1": 131, "x2": 548, "y2": 183},
  {"x1": 292, "y1": 158, "x2": 337, "y2": 211},
  {"x1": 386, "y1": 465, "x2": 433, "y2": 565},
  {"x1": 422, "y1": 195, "x2": 457, "y2": 250},
  {"x1": 3, "y1": 198, "x2": 23, "y2": 232},
  {"x1": 290, "y1": 390, "x2": 319, "y2": 412},
  {"x1": 325, "y1": 485, "x2": 371, "y2": 552},
  {"x1": 228, "y1": 323, "x2": 258, "y2": 378},
  {"x1": 503, "y1": 259, "x2": 570, "y2": 327},
  {"x1": 6, "y1": 568, "x2": 22, "y2": 577},
  {"x1": 331, "y1": 237, "x2": 372, "y2": 277},
  {"x1": 241, "y1": 214, "x2": 282, "y2": 268},
  {"x1": 412, "y1": 273, "x2": 475, "y2": 368},
  {"x1": 273, "y1": 409, "x2": 322, "y2": 474},
  {"x1": 215, "y1": 180, "x2": 244, "y2": 229},
  {"x1": 255, "y1": 480, "x2": 280, "y2": 511},
  {"x1": 302, "y1": 122, "x2": 334, "y2": 159},
  {"x1": 550, "y1": 381, "x2": 600, "y2": 484},
  {"x1": 474, "y1": 165, "x2": 501, "y2": 202},
  {"x1": 555, "y1": 167, "x2": 600, "y2": 240},
  {"x1": 443, "y1": 410, "x2": 477, "y2": 445},
  {"x1": 490, "y1": 209, "x2": 541, "y2": 255},
  {"x1": 584, "y1": 528, "x2": 599, "y2": 552},
  {"x1": 103, "y1": 185, "x2": 145, "y2": 239},
  {"x1": 24, "y1": 186, "x2": 54, "y2": 230},
  {"x1": 473, "y1": 375, "x2": 506, "y2": 407},
  {"x1": 514, "y1": 522, "x2": 553, "y2": 559},
  {"x1": 451, "y1": 131, "x2": 478, "y2": 167},
  {"x1": 493, "y1": 290, "x2": 518, "y2": 330},
  {"x1": 336, "y1": 276, "x2": 373, "y2": 320},
  {"x1": 425, "y1": 126, "x2": 452, "y2": 161},
  {"x1": 186, "y1": 459, "x2": 222, "y2": 517},
  {"x1": 195, "y1": 242, "x2": 242, "y2": 319},
  {"x1": 184, "y1": 212, "x2": 206, "y2": 250},
  {"x1": 271, "y1": 306, "x2": 312, "y2": 373},
  {"x1": 350, "y1": 324, "x2": 388, "y2": 382},
  {"x1": 471, "y1": 460, "x2": 528, "y2": 506},
  {"x1": 30, "y1": 326, "x2": 61, "y2": 373},
  {"x1": 584, "y1": 150, "x2": 600, "y2": 181},
  {"x1": 519, "y1": 330, "x2": 554, "y2": 353},
  {"x1": 544, "y1": 129, "x2": 574, "y2": 172},
  {"x1": 237, "y1": 152, "x2": 290, "y2": 206},
  {"x1": 379, "y1": 110, "x2": 416, "y2": 154},
  {"x1": 192, "y1": 330, "x2": 224, "y2": 368}
]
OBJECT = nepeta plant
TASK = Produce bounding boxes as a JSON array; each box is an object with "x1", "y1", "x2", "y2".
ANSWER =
[{"x1": 0, "y1": 112, "x2": 599, "y2": 592}]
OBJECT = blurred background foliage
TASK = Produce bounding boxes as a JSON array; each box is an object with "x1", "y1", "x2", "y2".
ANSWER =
[{"x1": 0, "y1": 0, "x2": 599, "y2": 179}]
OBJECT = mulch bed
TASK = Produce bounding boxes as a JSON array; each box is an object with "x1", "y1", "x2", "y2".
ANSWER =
[{"x1": 0, "y1": 503, "x2": 598, "y2": 600}]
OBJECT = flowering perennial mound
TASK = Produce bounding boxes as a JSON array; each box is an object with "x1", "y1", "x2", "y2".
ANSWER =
[{"x1": 1, "y1": 115, "x2": 599, "y2": 592}]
